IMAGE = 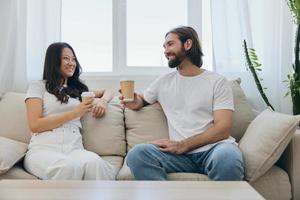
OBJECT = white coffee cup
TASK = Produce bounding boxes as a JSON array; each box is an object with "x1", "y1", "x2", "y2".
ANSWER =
[{"x1": 81, "y1": 92, "x2": 95, "y2": 103}]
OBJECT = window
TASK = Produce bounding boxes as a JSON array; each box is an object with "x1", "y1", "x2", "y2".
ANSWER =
[
  {"x1": 61, "y1": 0, "x2": 112, "y2": 72},
  {"x1": 127, "y1": 0, "x2": 187, "y2": 67},
  {"x1": 61, "y1": 0, "x2": 212, "y2": 74}
]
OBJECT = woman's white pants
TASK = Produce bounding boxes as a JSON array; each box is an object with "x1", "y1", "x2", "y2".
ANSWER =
[{"x1": 24, "y1": 124, "x2": 114, "y2": 180}]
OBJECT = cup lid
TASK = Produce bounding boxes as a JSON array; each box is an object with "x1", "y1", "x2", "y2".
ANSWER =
[{"x1": 81, "y1": 92, "x2": 95, "y2": 97}]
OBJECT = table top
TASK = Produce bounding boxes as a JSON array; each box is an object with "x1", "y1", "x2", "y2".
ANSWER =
[{"x1": 0, "y1": 180, "x2": 265, "y2": 200}]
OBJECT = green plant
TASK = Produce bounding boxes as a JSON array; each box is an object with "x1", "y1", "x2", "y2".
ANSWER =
[
  {"x1": 243, "y1": 40, "x2": 275, "y2": 111},
  {"x1": 286, "y1": 0, "x2": 300, "y2": 115}
]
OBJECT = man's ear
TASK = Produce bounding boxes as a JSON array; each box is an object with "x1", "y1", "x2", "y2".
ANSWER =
[{"x1": 184, "y1": 39, "x2": 192, "y2": 50}]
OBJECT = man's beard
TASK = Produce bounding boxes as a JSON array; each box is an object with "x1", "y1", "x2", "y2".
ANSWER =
[{"x1": 168, "y1": 49, "x2": 186, "y2": 68}]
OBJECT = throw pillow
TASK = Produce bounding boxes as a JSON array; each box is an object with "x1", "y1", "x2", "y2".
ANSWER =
[
  {"x1": 125, "y1": 103, "x2": 169, "y2": 150},
  {"x1": 239, "y1": 108, "x2": 300, "y2": 182},
  {"x1": 81, "y1": 98, "x2": 126, "y2": 156},
  {"x1": 0, "y1": 92, "x2": 32, "y2": 143},
  {"x1": 0, "y1": 136, "x2": 28, "y2": 174},
  {"x1": 229, "y1": 79, "x2": 255, "y2": 142}
]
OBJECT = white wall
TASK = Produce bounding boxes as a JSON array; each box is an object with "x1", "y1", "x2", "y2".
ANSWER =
[{"x1": 83, "y1": 75, "x2": 158, "y2": 95}]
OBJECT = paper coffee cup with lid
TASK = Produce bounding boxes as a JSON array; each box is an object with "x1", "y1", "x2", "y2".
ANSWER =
[
  {"x1": 120, "y1": 79, "x2": 135, "y2": 102},
  {"x1": 81, "y1": 91, "x2": 95, "y2": 103}
]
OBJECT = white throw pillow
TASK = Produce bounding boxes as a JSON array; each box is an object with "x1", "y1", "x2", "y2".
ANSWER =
[
  {"x1": 0, "y1": 136, "x2": 28, "y2": 174},
  {"x1": 239, "y1": 108, "x2": 300, "y2": 182}
]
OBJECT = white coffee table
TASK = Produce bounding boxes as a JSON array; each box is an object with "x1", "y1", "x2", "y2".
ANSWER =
[{"x1": 0, "y1": 180, "x2": 265, "y2": 200}]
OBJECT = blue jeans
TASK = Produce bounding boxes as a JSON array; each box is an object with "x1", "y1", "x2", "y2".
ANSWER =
[{"x1": 126, "y1": 143, "x2": 244, "y2": 181}]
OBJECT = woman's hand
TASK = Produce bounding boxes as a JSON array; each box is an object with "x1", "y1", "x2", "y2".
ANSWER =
[
  {"x1": 91, "y1": 98, "x2": 108, "y2": 118},
  {"x1": 73, "y1": 98, "x2": 94, "y2": 118}
]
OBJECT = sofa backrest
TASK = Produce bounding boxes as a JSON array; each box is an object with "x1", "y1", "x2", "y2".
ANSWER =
[
  {"x1": 0, "y1": 93, "x2": 127, "y2": 157},
  {"x1": 124, "y1": 79, "x2": 255, "y2": 150},
  {"x1": 125, "y1": 103, "x2": 169, "y2": 150},
  {"x1": 230, "y1": 79, "x2": 256, "y2": 141},
  {"x1": 0, "y1": 79, "x2": 254, "y2": 153},
  {"x1": 0, "y1": 92, "x2": 31, "y2": 143}
]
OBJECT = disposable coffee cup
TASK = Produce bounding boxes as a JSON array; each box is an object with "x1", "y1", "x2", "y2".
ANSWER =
[
  {"x1": 81, "y1": 92, "x2": 95, "y2": 103},
  {"x1": 120, "y1": 80, "x2": 134, "y2": 102}
]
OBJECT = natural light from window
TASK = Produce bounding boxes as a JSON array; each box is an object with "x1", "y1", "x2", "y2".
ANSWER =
[
  {"x1": 126, "y1": 0, "x2": 187, "y2": 67},
  {"x1": 61, "y1": 0, "x2": 213, "y2": 73},
  {"x1": 61, "y1": 0, "x2": 112, "y2": 72}
]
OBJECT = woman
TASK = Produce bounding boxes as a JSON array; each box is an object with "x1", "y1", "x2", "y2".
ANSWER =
[{"x1": 24, "y1": 42, "x2": 114, "y2": 180}]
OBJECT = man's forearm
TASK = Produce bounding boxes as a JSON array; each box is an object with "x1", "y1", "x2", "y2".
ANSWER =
[
  {"x1": 137, "y1": 94, "x2": 150, "y2": 109},
  {"x1": 180, "y1": 122, "x2": 231, "y2": 153}
]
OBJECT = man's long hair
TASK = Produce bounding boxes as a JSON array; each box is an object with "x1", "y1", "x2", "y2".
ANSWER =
[
  {"x1": 43, "y1": 42, "x2": 88, "y2": 103},
  {"x1": 165, "y1": 26, "x2": 204, "y2": 68}
]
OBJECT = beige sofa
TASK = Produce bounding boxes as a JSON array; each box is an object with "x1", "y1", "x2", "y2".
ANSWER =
[{"x1": 0, "y1": 80, "x2": 299, "y2": 200}]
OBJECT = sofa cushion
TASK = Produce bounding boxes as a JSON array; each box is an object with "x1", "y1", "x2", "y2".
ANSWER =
[
  {"x1": 81, "y1": 98, "x2": 126, "y2": 156},
  {"x1": 0, "y1": 92, "x2": 31, "y2": 143},
  {"x1": 101, "y1": 156, "x2": 124, "y2": 180},
  {"x1": 0, "y1": 165, "x2": 37, "y2": 180},
  {"x1": 116, "y1": 157, "x2": 133, "y2": 180},
  {"x1": 250, "y1": 166, "x2": 291, "y2": 200},
  {"x1": 124, "y1": 103, "x2": 169, "y2": 150},
  {"x1": 0, "y1": 136, "x2": 28, "y2": 174},
  {"x1": 117, "y1": 157, "x2": 209, "y2": 181},
  {"x1": 230, "y1": 79, "x2": 255, "y2": 142},
  {"x1": 239, "y1": 108, "x2": 300, "y2": 182}
]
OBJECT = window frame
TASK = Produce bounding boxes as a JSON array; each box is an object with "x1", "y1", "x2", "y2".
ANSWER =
[{"x1": 62, "y1": 0, "x2": 203, "y2": 77}]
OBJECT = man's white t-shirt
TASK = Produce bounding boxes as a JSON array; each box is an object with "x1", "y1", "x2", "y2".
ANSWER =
[
  {"x1": 25, "y1": 80, "x2": 82, "y2": 129},
  {"x1": 143, "y1": 70, "x2": 236, "y2": 153}
]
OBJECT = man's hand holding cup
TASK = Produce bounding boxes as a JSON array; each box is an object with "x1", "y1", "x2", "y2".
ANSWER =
[{"x1": 119, "y1": 80, "x2": 143, "y2": 110}]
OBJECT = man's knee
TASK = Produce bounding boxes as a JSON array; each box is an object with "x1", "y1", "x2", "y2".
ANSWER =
[
  {"x1": 127, "y1": 143, "x2": 157, "y2": 167},
  {"x1": 207, "y1": 143, "x2": 244, "y2": 180}
]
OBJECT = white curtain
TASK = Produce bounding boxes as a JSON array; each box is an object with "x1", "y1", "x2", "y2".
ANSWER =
[
  {"x1": 211, "y1": 0, "x2": 294, "y2": 114},
  {"x1": 0, "y1": 0, "x2": 27, "y2": 93},
  {"x1": 0, "y1": 0, "x2": 61, "y2": 94}
]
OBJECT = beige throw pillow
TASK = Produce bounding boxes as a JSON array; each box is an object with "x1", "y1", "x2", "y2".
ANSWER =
[
  {"x1": 125, "y1": 103, "x2": 169, "y2": 150},
  {"x1": 0, "y1": 92, "x2": 31, "y2": 143},
  {"x1": 81, "y1": 99, "x2": 126, "y2": 156},
  {"x1": 0, "y1": 136, "x2": 28, "y2": 174},
  {"x1": 239, "y1": 108, "x2": 300, "y2": 182},
  {"x1": 229, "y1": 79, "x2": 255, "y2": 142}
]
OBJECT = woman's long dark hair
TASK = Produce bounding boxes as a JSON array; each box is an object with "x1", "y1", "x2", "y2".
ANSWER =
[
  {"x1": 43, "y1": 42, "x2": 88, "y2": 103},
  {"x1": 165, "y1": 26, "x2": 204, "y2": 68}
]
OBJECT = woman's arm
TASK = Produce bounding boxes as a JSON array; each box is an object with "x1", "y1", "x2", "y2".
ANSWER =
[
  {"x1": 93, "y1": 89, "x2": 113, "y2": 102},
  {"x1": 91, "y1": 89, "x2": 114, "y2": 118},
  {"x1": 26, "y1": 98, "x2": 93, "y2": 134}
]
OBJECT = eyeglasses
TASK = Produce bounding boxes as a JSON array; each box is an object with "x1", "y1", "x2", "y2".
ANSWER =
[{"x1": 62, "y1": 56, "x2": 76, "y2": 64}]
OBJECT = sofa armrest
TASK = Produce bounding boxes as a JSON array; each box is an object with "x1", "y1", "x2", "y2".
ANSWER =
[{"x1": 277, "y1": 128, "x2": 300, "y2": 200}]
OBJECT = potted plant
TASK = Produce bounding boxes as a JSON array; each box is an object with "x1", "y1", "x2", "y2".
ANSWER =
[
  {"x1": 286, "y1": 0, "x2": 300, "y2": 115},
  {"x1": 243, "y1": 40, "x2": 275, "y2": 111}
]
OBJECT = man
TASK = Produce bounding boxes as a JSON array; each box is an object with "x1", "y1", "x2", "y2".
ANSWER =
[{"x1": 120, "y1": 26, "x2": 244, "y2": 181}]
